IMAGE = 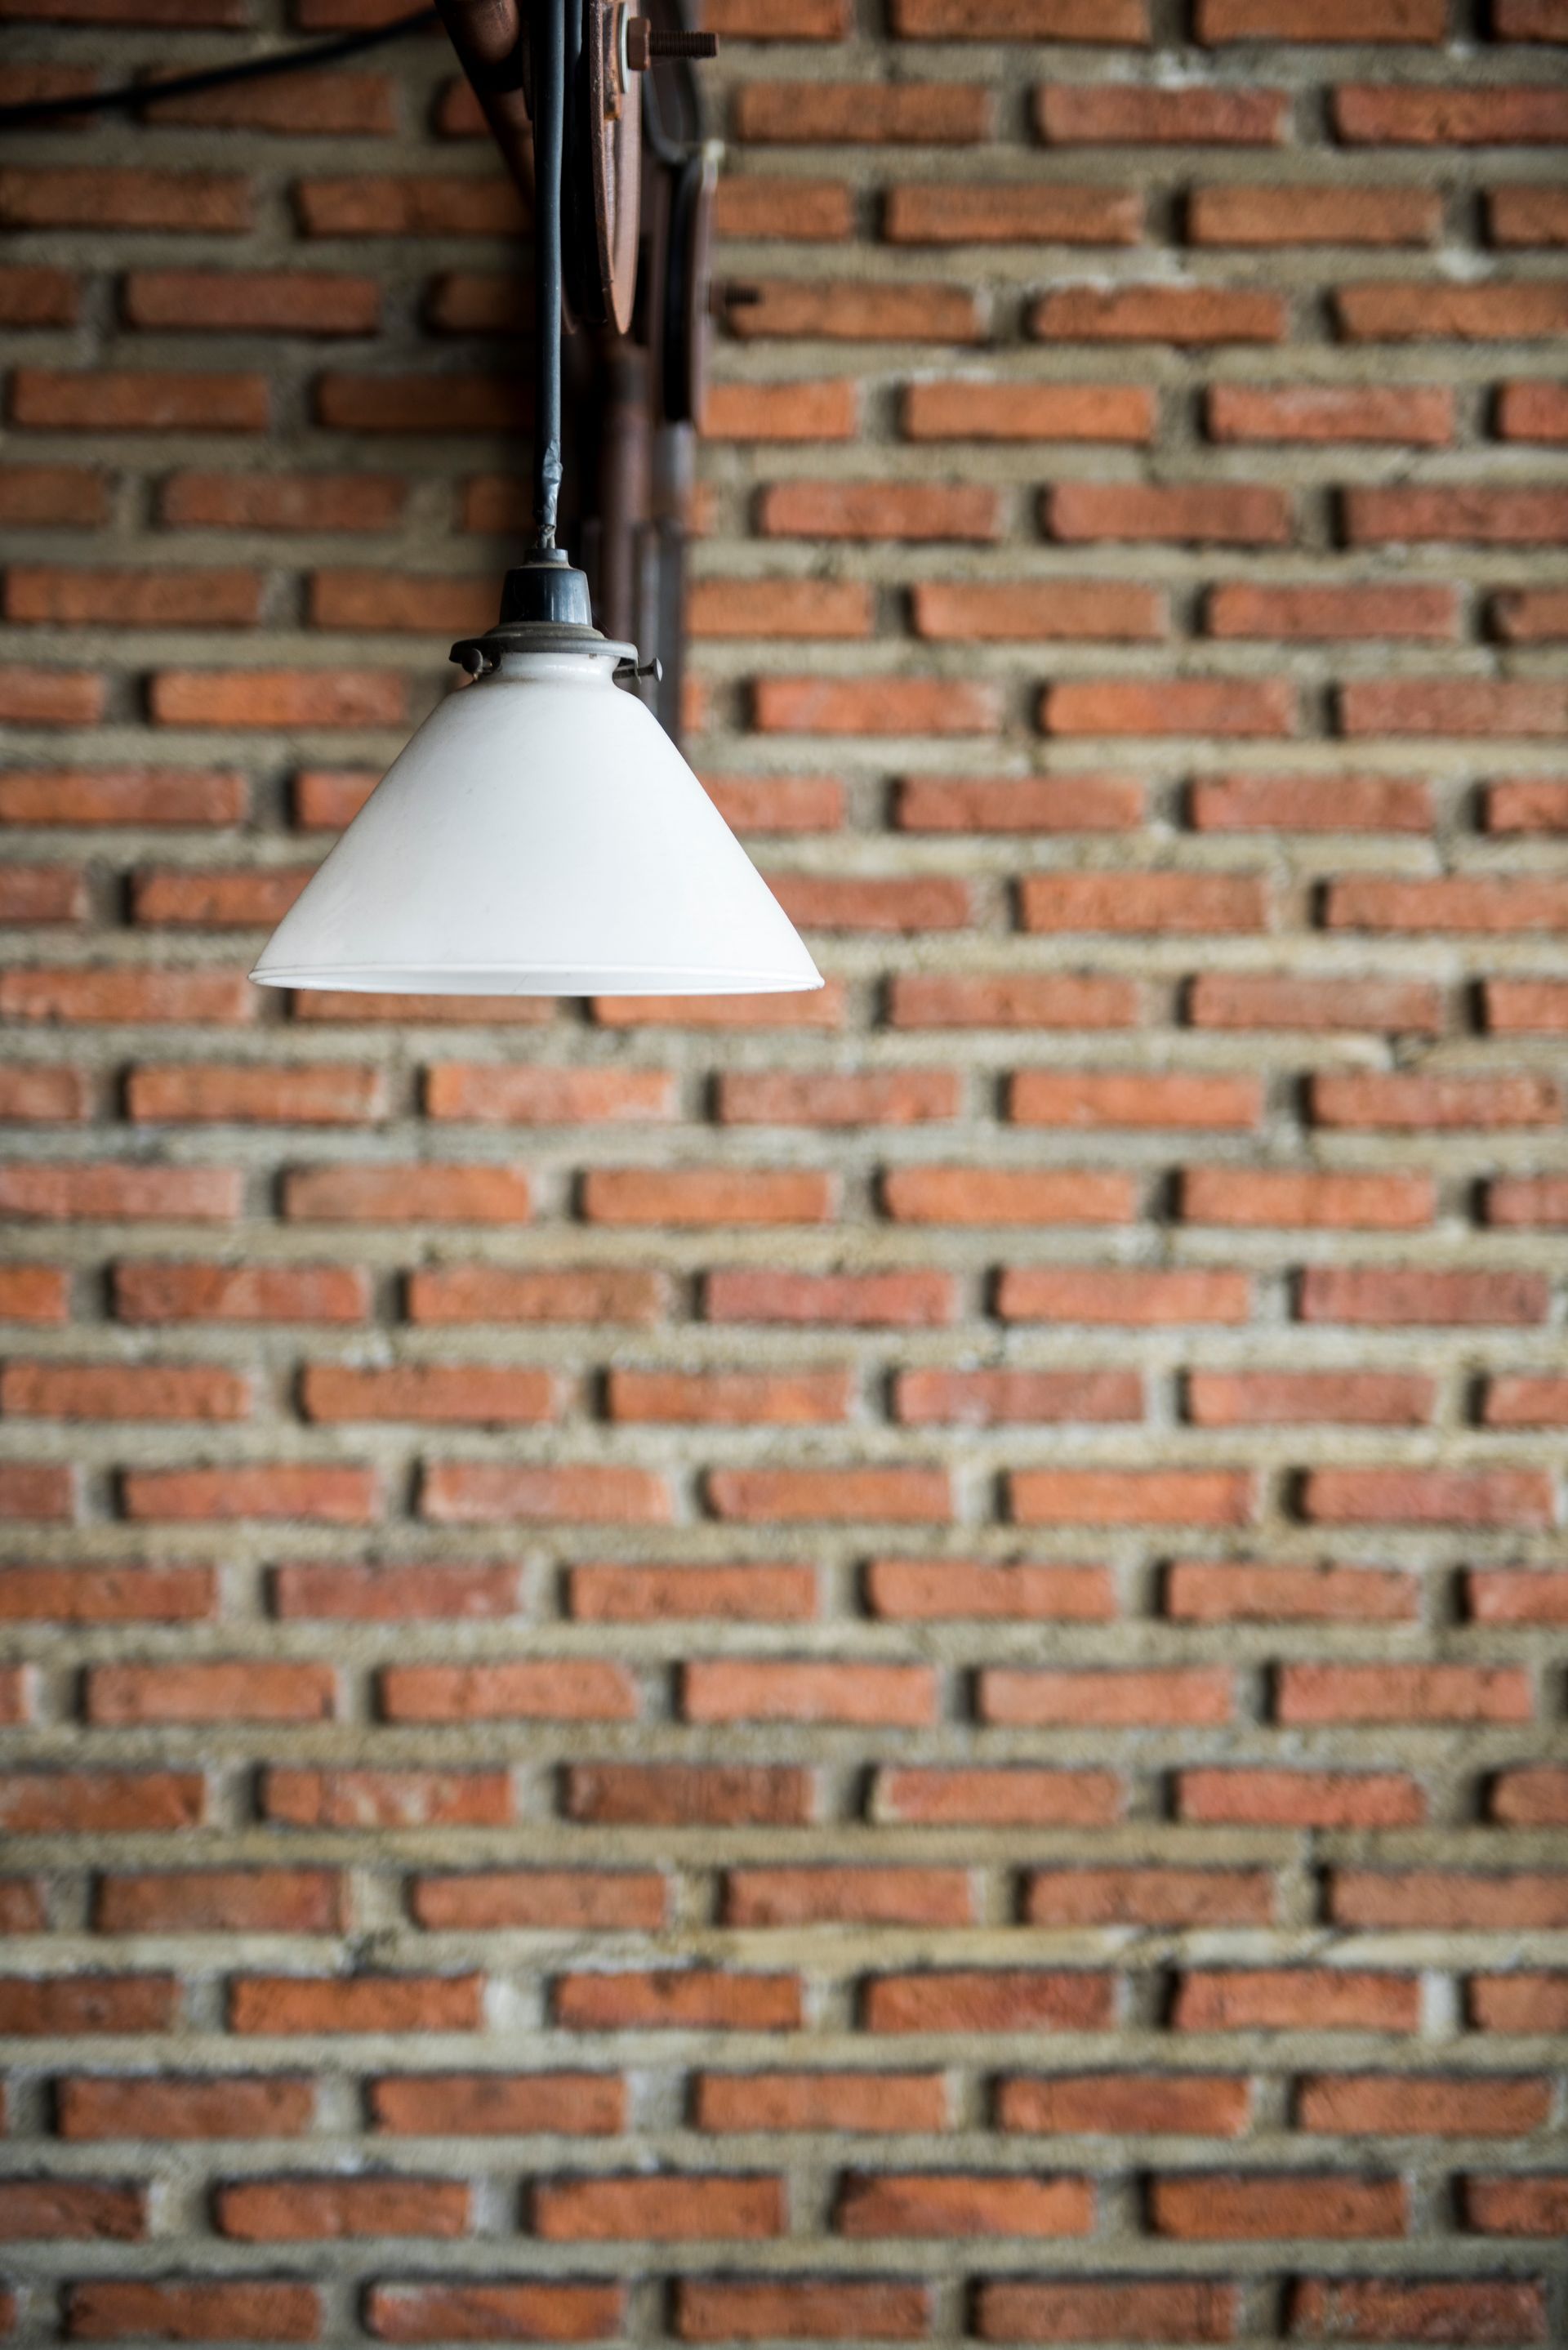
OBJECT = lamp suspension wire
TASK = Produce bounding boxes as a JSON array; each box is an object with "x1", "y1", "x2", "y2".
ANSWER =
[{"x1": 531, "y1": 0, "x2": 566, "y2": 555}]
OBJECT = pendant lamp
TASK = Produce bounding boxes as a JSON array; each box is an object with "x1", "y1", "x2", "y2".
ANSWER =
[{"x1": 251, "y1": 1, "x2": 821, "y2": 1001}]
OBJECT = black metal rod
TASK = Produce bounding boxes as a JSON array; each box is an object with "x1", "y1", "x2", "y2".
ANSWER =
[{"x1": 531, "y1": 0, "x2": 565, "y2": 551}]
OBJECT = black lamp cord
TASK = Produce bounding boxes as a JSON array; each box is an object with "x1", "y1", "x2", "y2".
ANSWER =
[{"x1": 0, "y1": 7, "x2": 439, "y2": 132}]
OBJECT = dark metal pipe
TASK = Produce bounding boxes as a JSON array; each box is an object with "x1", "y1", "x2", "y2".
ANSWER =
[{"x1": 530, "y1": 0, "x2": 566, "y2": 551}]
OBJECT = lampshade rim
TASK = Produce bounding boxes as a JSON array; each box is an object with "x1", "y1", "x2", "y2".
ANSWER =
[{"x1": 250, "y1": 961, "x2": 825, "y2": 995}]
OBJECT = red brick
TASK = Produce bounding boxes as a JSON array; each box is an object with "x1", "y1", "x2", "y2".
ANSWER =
[
  {"x1": 554, "y1": 1971, "x2": 802, "y2": 2031},
  {"x1": 1189, "y1": 774, "x2": 1432, "y2": 830},
  {"x1": 889, "y1": 973, "x2": 1138, "y2": 1027},
  {"x1": 1301, "y1": 1267, "x2": 1543, "y2": 1332},
  {"x1": 269, "y1": 1562, "x2": 522, "y2": 1618},
  {"x1": 1468, "y1": 1572, "x2": 1568, "y2": 1623},
  {"x1": 365, "y1": 2284, "x2": 625, "y2": 2343},
  {"x1": 1182, "y1": 1166, "x2": 1432, "y2": 1229},
  {"x1": 0, "y1": 264, "x2": 78, "y2": 323},
  {"x1": 564, "y1": 1764, "x2": 813, "y2": 1826},
  {"x1": 1009, "y1": 1069, "x2": 1258, "y2": 1129},
  {"x1": 1286, "y1": 2280, "x2": 1546, "y2": 2343},
  {"x1": 0, "y1": 1565, "x2": 212, "y2": 1622},
  {"x1": 705, "y1": 1268, "x2": 956, "y2": 1326},
  {"x1": 902, "y1": 380, "x2": 1154, "y2": 441},
  {"x1": 1036, "y1": 82, "x2": 1286, "y2": 142},
  {"x1": 0, "y1": 767, "x2": 245, "y2": 826},
  {"x1": 893, "y1": 772, "x2": 1142, "y2": 830},
  {"x1": 684, "y1": 1659, "x2": 936, "y2": 1724},
  {"x1": 913, "y1": 581, "x2": 1164, "y2": 643},
  {"x1": 407, "y1": 1264, "x2": 666, "y2": 1324},
  {"x1": 0, "y1": 865, "x2": 87, "y2": 924},
  {"x1": 696, "y1": 2071, "x2": 945, "y2": 2136},
  {"x1": 1342, "y1": 680, "x2": 1568, "y2": 737},
  {"x1": 0, "y1": 1064, "x2": 87, "y2": 1120},
  {"x1": 733, "y1": 82, "x2": 991, "y2": 141},
  {"x1": 760, "y1": 481, "x2": 998, "y2": 541},
  {"x1": 893, "y1": 0, "x2": 1146, "y2": 26},
  {"x1": 535, "y1": 2174, "x2": 784, "y2": 2241},
  {"x1": 127, "y1": 1062, "x2": 384, "y2": 1124},
  {"x1": 125, "y1": 269, "x2": 378, "y2": 334},
  {"x1": 864, "y1": 1971, "x2": 1113, "y2": 2033},
  {"x1": 229, "y1": 1974, "x2": 482, "y2": 2035},
  {"x1": 1489, "y1": 1176, "x2": 1568, "y2": 1226},
  {"x1": 1340, "y1": 280, "x2": 1568, "y2": 337},
  {"x1": 1, "y1": 967, "x2": 252, "y2": 1023},
  {"x1": 122, "y1": 1463, "x2": 376, "y2": 1523},
  {"x1": 733, "y1": 280, "x2": 984, "y2": 341},
  {"x1": 1208, "y1": 381, "x2": 1453, "y2": 442},
  {"x1": 1044, "y1": 677, "x2": 1295, "y2": 736},
  {"x1": 996, "y1": 2073, "x2": 1250, "y2": 2137},
  {"x1": 65, "y1": 2282, "x2": 320, "y2": 2342},
  {"x1": 1009, "y1": 1471, "x2": 1254, "y2": 1527},
  {"x1": 887, "y1": 181, "x2": 1139, "y2": 243},
  {"x1": 162, "y1": 471, "x2": 403, "y2": 529},
  {"x1": 0, "y1": 2179, "x2": 145, "y2": 2240},
  {"x1": 0, "y1": 1162, "x2": 242, "y2": 1222},
  {"x1": 718, "y1": 1068, "x2": 959, "y2": 1124},
  {"x1": 1049, "y1": 483, "x2": 1291, "y2": 545},
  {"x1": 1298, "y1": 2075, "x2": 1548, "y2": 2136},
  {"x1": 1190, "y1": 182, "x2": 1438, "y2": 243},
  {"x1": 12, "y1": 368, "x2": 266, "y2": 432},
  {"x1": 583, "y1": 1167, "x2": 834, "y2": 1224},
  {"x1": 1279, "y1": 1664, "x2": 1531, "y2": 1725},
  {"x1": 715, "y1": 175, "x2": 853, "y2": 241},
  {"x1": 1151, "y1": 2174, "x2": 1405, "y2": 2239},
  {"x1": 284, "y1": 1164, "x2": 530, "y2": 1223},
  {"x1": 702, "y1": 380, "x2": 860, "y2": 441},
  {"x1": 306, "y1": 571, "x2": 497, "y2": 635},
  {"x1": 1316, "y1": 1068, "x2": 1559, "y2": 1129},
  {"x1": 594, "y1": 985, "x2": 845, "y2": 1028},
  {"x1": 300, "y1": 1362, "x2": 555, "y2": 1425},
  {"x1": 1334, "y1": 83, "x2": 1568, "y2": 141},
  {"x1": 607, "y1": 1369, "x2": 849, "y2": 1425},
  {"x1": 0, "y1": 1769, "x2": 203, "y2": 1832},
  {"x1": 1346, "y1": 486, "x2": 1568, "y2": 543},
  {"x1": 839, "y1": 2171, "x2": 1093, "y2": 2238},
  {"x1": 882, "y1": 1166, "x2": 1134, "y2": 1223},
  {"x1": 150, "y1": 669, "x2": 406, "y2": 730},
  {"x1": 1469, "y1": 1974, "x2": 1568, "y2": 2032},
  {"x1": 1026, "y1": 1867, "x2": 1271, "y2": 1927},
  {"x1": 976, "y1": 2278, "x2": 1239, "y2": 2344},
  {"x1": 0, "y1": 1461, "x2": 72, "y2": 1519},
  {"x1": 421, "y1": 1461, "x2": 670, "y2": 1525},
  {"x1": 0, "y1": 1974, "x2": 178, "y2": 2035},
  {"x1": 263, "y1": 1767, "x2": 511, "y2": 1826},
  {"x1": 57, "y1": 2076, "x2": 314, "y2": 2140},
  {"x1": 1166, "y1": 1563, "x2": 1416, "y2": 1622},
  {"x1": 982, "y1": 1666, "x2": 1232, "y2": 1725},
  {"x1": 1206, "y1": 582, "x2": 1454, "y2": 640},
  {"x1": 1490, "y1": 593, "x2": 1568, "y2": 644},
  {"x1": 1461, "y1": 2176, "x2": 1568, "y2": 2235},
  {"x1": 296, "y1": 172, "x2": 523, "y2": 236},
  {"x1": 1493, "y1": 0, "x2": 1568, "y2": 30},
  {"x1": 1486, "y1": 1376, "x2": 1568, "y2": 1428},
  {"x1": 688, "y1": 577, "x2": 871, "y2": 640},
  {"x1": 1178, "y1": 1769, "x2": 1423, "y2": 1828},
  {"x1": 369, "y1": 2072, "x2": 623, "y2": 2135},
  {"x1": 1204, "y1": 0, "x2": 1441, "y2": 27},
  {"x1": 0, "y1": 1264, "x2": 69, "y2": 1324},
  {"x1": 7, "y1": 565, "x2": 260, "y2": 629},
  {"x1": 219, "y1": 2177, "x2": 470, "y2": 2241},
  {"x1": 1, "y1": 1358, "x2": 247, "y2": 1420},
  {"x1": 893, "y1": 1368, "x2": 1140, "y2": 1425},
  {"x1": 0, "y1": 163, "x2": 247, "y2": 230},
  {"x1": 380, "y1": 1661, "x2": 635, "y2": 1721},
  {"x1": 1498, "y1": 379, "x2": 1568, "y2": 440},
  {"x1": 874, "y1": 1766, "x2": 1120, "y2": 1824},
  {"x1": 87, "y1": 1661, "x2": 336, "y2": 1724},
  {"x1": 412, "y1": 1871, "x2": 666, "y2": 1931},
  {"x1": 1493, "y1": 1768, "x2": 1568, "y2": 1826},
  {"x1": 1300, "y1": 1468, "x2": 1552, "y2": 1527},
  {"x1": 1333, "y1": 1871, "x2": 1568, "y2": 1930},
  {"x1": 725, "y1": 1866, "x2": 972, "y2": 1927},
  {"x1": 767, "y1": 872, "x2": 972, "y2": 930},
  {"x1": 141, "y1": 69, "x2": 394, "y2": 131},
  {"x1": 675, "y1": 2281, "x2": 929, "y2": 2343},
  {"x1": 1187, "y1": 1371, "x2": 1432, "y2": 1425},
  {"x1": 95, "y1": 1868, "x2": 341, "y2": 1934},
  {"x1": 996, "y1": 1266, "x2": 1251, "y2": 1324},
  {"x1": 0, "y1": 465, "x2": 109, "y2": 526},
  {"x1": 0, "y1": 667, "x2": 104, "y2": 725},
  {"x1": 114, "y1": 1260, "x2": 368, "y2": 1323},
  {"x1": 1032, "y1": 285, "x2": 1285, "y2": 342},
  {"x1": 1172, "y1": 1970, "x2": 1419, "y2": 2032},
  {"x1": 703, "y1": 774, "x2": 846, "y2": 831}
]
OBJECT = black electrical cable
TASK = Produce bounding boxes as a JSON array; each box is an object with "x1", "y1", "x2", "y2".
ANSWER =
[
  {"x1": 0, "y1": 7, "x2": 439, "y2": 132},
  {"x1": 530, "y1": 0, "x2": 564, "y2": 551}
]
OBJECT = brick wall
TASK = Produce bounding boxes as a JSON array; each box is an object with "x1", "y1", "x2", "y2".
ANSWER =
[{"x1": 2, "y1": 0, "x2": 1567, "y2": 2339}]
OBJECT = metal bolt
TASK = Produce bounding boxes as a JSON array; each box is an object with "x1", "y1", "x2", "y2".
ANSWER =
[{"x1": 625, "y1": 16, "x2": 719, "y2": 70}]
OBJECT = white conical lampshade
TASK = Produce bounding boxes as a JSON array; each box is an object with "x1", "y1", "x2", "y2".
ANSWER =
[{"x1": 250, "y1": 646, "x2": 822, "y2": 997}]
